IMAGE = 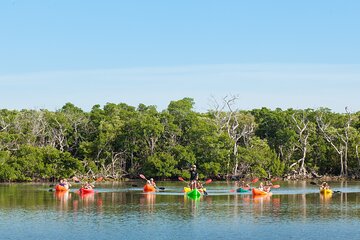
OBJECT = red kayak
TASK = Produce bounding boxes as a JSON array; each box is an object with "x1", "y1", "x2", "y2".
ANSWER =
[
  {"x1": 143, "y1": 184, "x2": 156, "y2": 192},
  {"x1": 55, "y1": 184, "x2": 69, "y2": 192},
  {"x1": 79, "y1": 188, "x2": 95, "y2": 194}
]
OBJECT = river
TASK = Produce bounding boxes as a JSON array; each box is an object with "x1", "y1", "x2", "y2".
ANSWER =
[{"x1": 1, "y1": 181, "x2": 360, "y2": 240}]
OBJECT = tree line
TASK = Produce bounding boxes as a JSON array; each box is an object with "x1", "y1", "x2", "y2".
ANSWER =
[{"x1": 0, "y1": 97, "x2": 360, "y2": 182}]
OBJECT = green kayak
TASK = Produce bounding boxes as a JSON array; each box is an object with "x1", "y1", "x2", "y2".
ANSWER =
[
  {"x1": 236, "y1": 187, "x2": 251, "y2": 193},
  {"x1": 187, "y1": 188, "x2": 201, "y2": 199}
]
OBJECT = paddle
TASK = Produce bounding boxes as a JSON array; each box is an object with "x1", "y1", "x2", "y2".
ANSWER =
[
  {"x1": 178, "y1": 176, "x2": 188, "y2": 183},
  {"x1": 202, "y1": 179, "x2": 212, "y2": 196},
  {"x1": 140, "y1": 174, "x2": 165, "y2": 191},
  {"x1": 204, "y1": 179, "x2": 212, "y2": 184},
  {"x1": 94, "y1": 176, "x2": 103, "y2": 183},
  {"x1": 252, "y1": 178, "x2": 259, "y2": 183}
]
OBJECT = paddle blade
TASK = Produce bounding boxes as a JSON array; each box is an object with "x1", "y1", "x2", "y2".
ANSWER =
[
  {"x1": 96, "y1": 177, "x2": 103, "y2": 182},
  {"x1": 310, "y1": 181, "x2": 318, "y2": 185},
  {"x1": 178, "y1": 176, "x2": 184, "y2": 182},
  {"x1": 139, "y1": 174, "x2": 147, "y2": 180},
  {"x1": 272, "y1": 185, "x2": 280, "y2": 188},
  {"x1": 205, "y1": 179, "x2": 212, "y2": 184},
  {"x1": 251, "y1": 178, "x2": 259, "y2": 183}
]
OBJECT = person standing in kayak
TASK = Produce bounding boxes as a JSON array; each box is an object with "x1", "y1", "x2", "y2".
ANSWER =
[{"x1": 189, "y1": 165, "x2": 198, "y2": 190}]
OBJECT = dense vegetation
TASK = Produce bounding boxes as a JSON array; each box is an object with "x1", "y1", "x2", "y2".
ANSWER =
[{"x1": 1, "y1": 97, "x2": 360, "y2": 182}]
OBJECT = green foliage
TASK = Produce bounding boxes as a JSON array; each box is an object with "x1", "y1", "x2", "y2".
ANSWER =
[
  {"x1": 238, "y1": 137, "x2": 284, "y2": 178},
  {"x1": 144, "y1": 152, "x2": 179, "y2": 179},
  {"x1": 1, "y1": 99, "x2": 360, "y2": 181}
]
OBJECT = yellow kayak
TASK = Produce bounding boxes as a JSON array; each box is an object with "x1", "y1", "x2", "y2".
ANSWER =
[
  {"x1": 320, "y1": 189, "x2": 333, "y2": 194},
  {"x1": 183, "y1": 187, "x2": 206, "y2": 193}
]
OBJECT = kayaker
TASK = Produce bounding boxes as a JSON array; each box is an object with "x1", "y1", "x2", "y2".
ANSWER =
[
  {"x1": 320, "y1": 182, "x2": 330, "y2": 190},
  {"x1": 239, "y1": 180, "x2": 250, "y2": 189},
  {"x1": 196, "y1": 178, "x2": 203, "y2": 189},
  {"x1": 265, "y1": 180, "x2": 273, "y2": 187},
  {"x1": 189, "y1": 165, "x2": 198, "y2": 190},
  {"x1": 263, "y1": 185, "x2": 271, "y2": 193},
  {"x1": 63, "y1": 179, "x2": 71, "y2": 189},
  {"x1": 258, "y1": 182, "x2": 271, "y2": 192},
  {"x1": 258, "y1": 182, "x2": 264, "y2": 191},
  {"x1": 149, "y1": 178, "x2": 157, "y2": 189},
  {"x1": 83, "y1": 182, "x2": 94, "y2": 189},
  {"x1": 264, "y1": 180, "x2": 272, "y2": 192},
  {"x1": 59, "y1": 178, "x2": 71, "y2": 190},
  {"x1": 59, "y1": 179, "x2": 65, "y2": 186}
]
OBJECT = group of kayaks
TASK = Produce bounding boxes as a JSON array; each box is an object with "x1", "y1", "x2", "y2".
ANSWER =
[
  {"x1": 236, "y1": 187, "x2": 274, "y2": 196},
  {"x1": 143, "y1": 183, "x2": 206, "y2": 199},
  {"x1": 143, "y1": 183, "x2": 276, "y2": 199},
  {"x1": 143, "y1": 183, "x2": 333, "y2": 199},
  {"x1": 55, "y1": 184, "x2": 95, "y2": 194},
  {"x1": 57, "y1": 180, "x2": 333, "y2": 199}
]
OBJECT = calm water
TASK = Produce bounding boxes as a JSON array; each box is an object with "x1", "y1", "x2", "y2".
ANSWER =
[{"x1": 1, "y1": 181, "x2": 360, "y2": 240}]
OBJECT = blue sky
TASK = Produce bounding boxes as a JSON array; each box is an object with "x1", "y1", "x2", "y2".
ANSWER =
[{"x1": 1, "y1": 1, "x2": 360, "y2": 113}]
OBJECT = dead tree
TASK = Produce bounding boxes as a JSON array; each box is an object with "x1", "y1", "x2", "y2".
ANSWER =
[
  {"x1": 289, "y1": 111, "x2": 312, "y2": 177},
  {"x1": 316, "y1": 107, "x2": 353, "y2": 177},
  {"x1": 211, "y1": 95, "x2": 255, "y2": 177}
]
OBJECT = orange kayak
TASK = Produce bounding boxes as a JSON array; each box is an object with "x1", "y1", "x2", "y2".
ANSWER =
[
  {"x1": 252, "y1": 188, "x2": 270, "y2": 196},
  {"x1": 55, "y1": 184, "x2": 69, "y2": 192},
  {"x1": 143, "y1": 184, "x2": 156, "y2": 192}
]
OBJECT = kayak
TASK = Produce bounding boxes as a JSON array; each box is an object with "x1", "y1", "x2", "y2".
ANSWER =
[
  {"x1": 183, "y1": 187, "x2": 207, "y2": 193},
  {"x1": 79, "y1": 188, "x2": 94, "y2": 194},
  {"x1": 252, "y1": 188, "x2": 270, "y2": 196},
  {"x1": 143, "y1": 184, "x2": 156, "y2": 192},
  {"x1": 320, "y1": 189, "x2": 333, "y2": 194},
  {"x1": 55, "y1": 184, "x2": 69, "y2": 192},
  {"x1": 237, "y1": 187, "x2": 251, "y2": 193},
  {"x1": 187, "y1": 188, "x2": 201, "y2": 199}
]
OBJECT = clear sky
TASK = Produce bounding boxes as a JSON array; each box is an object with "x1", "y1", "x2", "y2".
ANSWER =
[{"x1": 1, "y1": 0, "x2": 359, "y2": 113}]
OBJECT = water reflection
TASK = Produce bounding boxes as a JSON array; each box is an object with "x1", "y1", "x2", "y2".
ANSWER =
[
  {"x1": 140, "y1": 193, "x2": 156, "y2": 212},
  {"x1": 320, "y1": 192, "x2": 332, "y2": 203},
  {"x1": 1, "y1": 182, "x2": 360, "y2": 239},
  {"x1": 183, "y1": 194, "x2": 201, "y2": 217},
  {"x1": 54, "y1": 191, "x2": 71, "y2": 211}
]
